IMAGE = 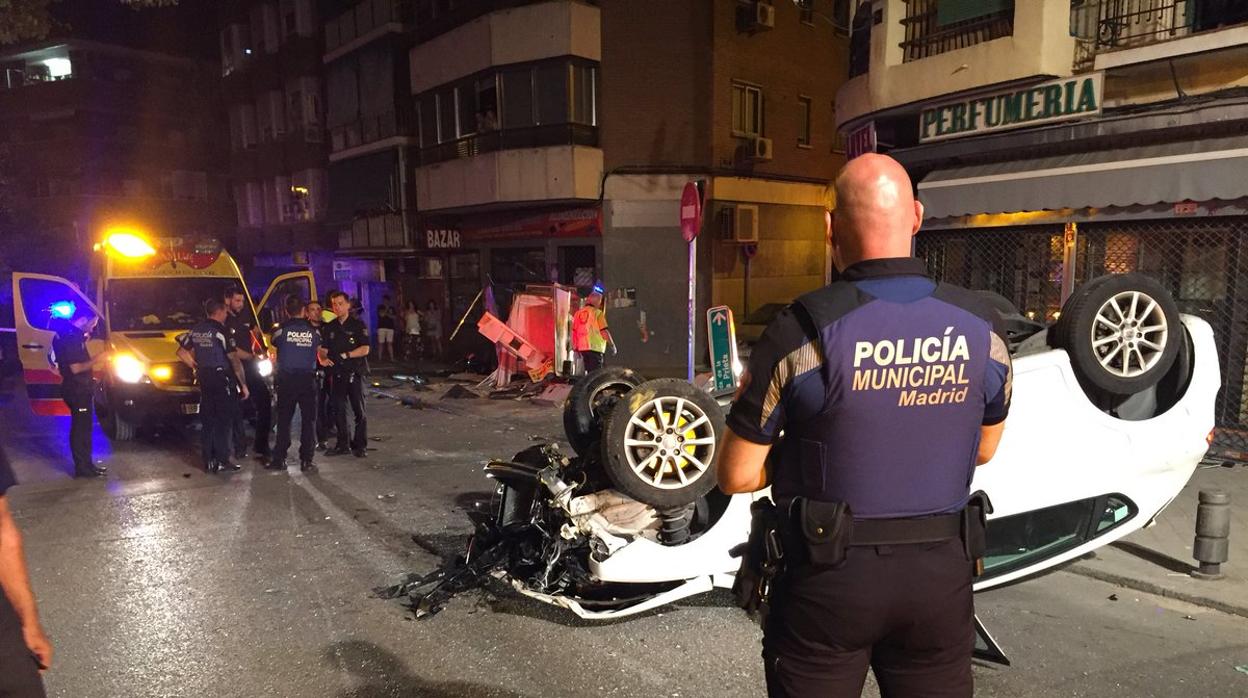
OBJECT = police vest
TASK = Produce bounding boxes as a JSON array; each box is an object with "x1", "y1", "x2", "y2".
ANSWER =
[
  {"x1": 770, "y1": 277, "x2": 1004, "y2": 519},
  {"x1": 273, "y1": 319, "x2": 320, "y2": 373},
  {"x1": 184, "y1": 321, "x2": 231, "y2": 369}
]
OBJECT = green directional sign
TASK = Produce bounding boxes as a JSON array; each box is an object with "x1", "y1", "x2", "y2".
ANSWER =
[{"x1": 707, "y1": 305, "x2": 738, "y2": 394}]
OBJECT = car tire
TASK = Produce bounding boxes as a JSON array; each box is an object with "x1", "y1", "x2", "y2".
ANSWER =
[
  {"x1": 97, "y1": 396, "x2": 135, "y2": 442},
  {"x1": 1055, "y1": 273, "x2": 1182, "y2": 397},
  {"x1": 563, "y1": 367, "x2": 646, "y2": 456},
  {"x1": 600, "y1": 378, "x2": 723, "y2": 508}
]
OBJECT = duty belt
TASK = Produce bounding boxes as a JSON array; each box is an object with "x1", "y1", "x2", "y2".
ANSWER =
[{"x1": 847, "y1": 513, "x2": 961, "y2": 546}]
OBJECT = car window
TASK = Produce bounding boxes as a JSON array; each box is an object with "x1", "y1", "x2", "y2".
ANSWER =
[{"x1": 980, "y1": 494, "x2": 1137, "y2": 580}]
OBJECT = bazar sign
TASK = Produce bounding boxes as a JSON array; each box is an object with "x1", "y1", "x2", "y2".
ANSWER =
[
  {"x1": 423, "y1": 228, "x2": 462, "y2": 249},
  {"x1": 919, "y1": 73, "x2": 1103, "y2": 143}
]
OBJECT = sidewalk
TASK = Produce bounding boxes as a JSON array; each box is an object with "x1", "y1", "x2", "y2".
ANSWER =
[{"x1": 1066, "y1": 461, "x2": 1248, "y2": 618}]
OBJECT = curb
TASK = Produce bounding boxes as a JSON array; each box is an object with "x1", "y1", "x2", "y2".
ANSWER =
[{"x1": 1064, "y1": 563, "x2": 1248, "y2": 621}]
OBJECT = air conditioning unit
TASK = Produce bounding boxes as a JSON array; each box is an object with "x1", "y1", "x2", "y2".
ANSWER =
[
  {"x1": 738, "y1": 1, "x2": 775, "y2": 32},
  {"x1": 721, "y1": 204, "x2": 760, "y2": 244},
  {"x1": 748, "y1": 136, "x2": 774, "y2": 162},
  {"x1": 753, "y1": 1, "x2": 775, "y2": 29}
]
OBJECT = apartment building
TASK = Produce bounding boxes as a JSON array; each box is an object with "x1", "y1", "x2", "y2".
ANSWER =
[
  {"x1": 0, "y1": 40, "x2": 233, "y2": 282},
  {"x1": 836, "y1": 0, "x2": 1248, "y2": 447},
  {"x1": 218, "y1": 0, "x2": 336, "y2": 286},
  {"x1": 399, "y1": 0, "x2": 850, "y2": 374}
]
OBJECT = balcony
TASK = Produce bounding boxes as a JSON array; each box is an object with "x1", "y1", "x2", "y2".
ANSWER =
[
  {"x1": 418, "y1": 123, "x2": 597, "y2": 166},
  {"x1": 324, "y1": 0, "x2": 413, "y2": 62},
  {"x1": 328, "y1": 111, "x2": 414, "y2": 157},
  {"x1": 836, "y1": 0, "x2": 1248, "y2": 131},
  {"x1": 337, "y1": 212, "x2": 410, "y2": 250},
  {"x1": 414, "y1": 142, "x2": 602, "y2": 212}
]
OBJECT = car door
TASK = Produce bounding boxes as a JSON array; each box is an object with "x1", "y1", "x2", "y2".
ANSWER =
[
  {"x1": 11, "y1": 273, "x2": 105, "y2": 416},
  {"x1": 253, "y1": 271, "x2": 318, "y2": 340}
]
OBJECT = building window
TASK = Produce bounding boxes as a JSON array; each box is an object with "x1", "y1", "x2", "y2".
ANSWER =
[
  {"x1": 436, "y1": 89, "x2": 456, "y2": 142},
  {"x1": 901, "y1": 0, "x2": 1015, "y2": 62},
  {"x1": 833, "y1": 0, "x2": 850, "y2": 35},
  {"x1": 501, "y1": 67, "x2": 535, "y2": 128},
  {"x1": 799, "y1": 0, "x2": 814, "y2": 25},
  {"x1": 535, "y1": 62, "x2": 569, "y2": 125},
  {"x1": 731, "y1": 82, "x2": 764, "y2": 137},
  {"x1": 571, "y1": 64, "x2": 597, "y2": 126},
  {"x1": 798, "y1": 96, "x2": 812, "y2": 147}
]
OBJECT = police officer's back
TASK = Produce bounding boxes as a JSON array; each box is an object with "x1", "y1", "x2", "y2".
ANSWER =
[
  {"x1": 177, "y1": 299, "x2": 248, "y2": 473},
  {"x1": 718, "y1": 154, "x2": 1012, "y2": 698},
  {"x1": 267, "y1": 296, "x2": 322, "y2": 471},
  {"x1": 51, "y1": 313, "x2": 109, "y2": 478}
]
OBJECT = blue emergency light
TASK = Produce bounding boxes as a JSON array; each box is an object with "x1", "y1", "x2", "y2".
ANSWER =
[
  {"x1": 49, "y1": 301, "x2": 76, "y2": 319},
  {"x1": 592, "y1": 285, "x2": 605, "y2": 295}
]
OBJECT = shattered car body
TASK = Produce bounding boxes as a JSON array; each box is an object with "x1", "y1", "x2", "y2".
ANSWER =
[{"x1": 383, "y1": 277, "x2": 1220, "y2": 652}]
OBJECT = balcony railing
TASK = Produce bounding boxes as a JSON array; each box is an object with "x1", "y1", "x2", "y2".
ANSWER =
[
  {"x1": 1071, "y1": 0, "x2": 1248, "y2": 69},
  {"x1": 900, "y1": 0, "x2": 1016, "y2": 62},
  {"x1": 329, "y1": 111, "x2": 409, "y2": 153},
  {"x1": 325, "y1": 0, "x2": 413, "y2": 53},
  {"x1": 417, "y1": 123, "x2": 599, "y2": 167},
  {"x1": 338, "y1": 212, "x2": 409, "y2": 249}
]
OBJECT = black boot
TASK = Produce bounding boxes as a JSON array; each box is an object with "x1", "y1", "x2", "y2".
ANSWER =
[{"x1": 300, "y1": 460, "x2": 317, "y2": 472}]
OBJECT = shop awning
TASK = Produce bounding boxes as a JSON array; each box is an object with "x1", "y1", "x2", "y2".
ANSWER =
[{"x1": 917, "y1": 135, "x2": 1248, "y2": 219}]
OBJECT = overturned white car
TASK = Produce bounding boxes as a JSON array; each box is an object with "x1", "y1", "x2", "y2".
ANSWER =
[{"x1": 382, "y1": 273, "x2": 1218, "y2": 660}]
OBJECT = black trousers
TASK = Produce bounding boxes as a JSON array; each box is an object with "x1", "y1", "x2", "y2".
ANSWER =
[
  {"x1": 198, "y1": 369, "x2": 235, "y2": 467},
  {"x1": 0, "y1": 597, "x2": 45, "y2": 698},
  {"x1": 579, "y1": 350, "x2": 604, "y2": 373},
  {"x1": 331, "y1": 370, "x2": 366, "y2": 451},
  {"x1": 316, "y1": 370, "x2": 333, "y2": 443},
  {"x1": 232, "y1": 368, "x2": 272, "y2": 457},
  {"x1": 62, "y1": 382, "x2": 93, "y2": 473},
  {"x1": 763, "y1": 537, "x2": 974, "y2": 698},
  {"x1": 272, "y1": 372, "x2": 317, "y2": 463}
]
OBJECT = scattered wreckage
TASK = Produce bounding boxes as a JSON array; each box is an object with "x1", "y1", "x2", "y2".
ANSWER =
[{"x1": 380, "y1": 274, "x2": 1219, "y2": 662}]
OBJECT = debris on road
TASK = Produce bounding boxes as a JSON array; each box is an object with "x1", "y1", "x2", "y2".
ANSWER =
[{"x1": 443, "y1": 385, "x2": 480, "y2": 400}]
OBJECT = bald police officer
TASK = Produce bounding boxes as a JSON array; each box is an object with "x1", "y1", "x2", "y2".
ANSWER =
[
  {"x1": 718, "y1": 154, "x2": 1012, "y2": 697},
  {"x1": 177, "y1": 299, "x2": 249, "y2": 473},
  {"x1": 267, "y1": 296, "x2": 322, "y2": 472}
]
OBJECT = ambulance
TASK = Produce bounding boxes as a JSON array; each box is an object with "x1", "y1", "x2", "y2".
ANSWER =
[{"x1": 9, "y1": 228, "x2": 315, "y2": 440}]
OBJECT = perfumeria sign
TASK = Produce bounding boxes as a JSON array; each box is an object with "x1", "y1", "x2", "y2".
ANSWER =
[{"x1": 919, "y1": 73, "x2": 1103, "y2": 143}]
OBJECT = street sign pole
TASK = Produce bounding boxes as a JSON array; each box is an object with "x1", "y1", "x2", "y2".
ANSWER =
[{"x1": 680, "y1": 181, "x2": 703, "y2": 383}]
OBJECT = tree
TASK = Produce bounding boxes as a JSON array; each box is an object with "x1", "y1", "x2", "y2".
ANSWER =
[{"x1": 0, "y1": 0, "x2": 177, "y2": 45}]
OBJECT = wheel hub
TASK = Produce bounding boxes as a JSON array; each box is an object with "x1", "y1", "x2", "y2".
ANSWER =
[{"x1": 1090, "y1": 289, "x2": 1168, "y2": 378}]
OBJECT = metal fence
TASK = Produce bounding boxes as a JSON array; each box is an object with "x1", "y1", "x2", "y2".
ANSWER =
[
  {"x1": 917, "y1": 218, "x2": 1248, "y2": 452},
  {"x1": 900, "y1": 0, "x2": 1016, "y2": 62}
]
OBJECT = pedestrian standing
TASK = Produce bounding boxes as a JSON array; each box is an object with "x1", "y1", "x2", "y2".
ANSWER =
[
  {"x1": 422, "y1": 301, "x2": 442, "y2": 359},
  {"x1": 322, "y1": 291, "x2": 370, "y2": 458},
  {"x1": 718, "y1": 154, "x2": 1012, "y2": 697},
  {"x1": 376, "y1": 295, "x2": 396, "y2": 363},
  {"x1": 50, "y1": 313, "x2": 109, "y2": 478},
  {"x1": 267, "y1": 296, "x2": 323, "y2": 472},
  {"x1": 224, "y1": 285, "x2": 272, "y2": 461},
  {"x1": 571, "y1": 287, "x2": 614, "y2": 373},
  {"x1": 305, "y1": 300, "x2": 333, "y2": 451},
  {"x1": 177, "y1": 299, "x2": 249, "y2": 473},
  {"x1": 0, "y1": 442, "x2": 53, "y2": 698},
  {"x1": 402, "y1": 301, "x2": 422, "y2": 362}
]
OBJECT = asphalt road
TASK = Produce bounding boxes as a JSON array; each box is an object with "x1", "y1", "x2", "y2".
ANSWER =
[{"x1": 2, "y1": 377, "x2": 1246, "y2": 697}]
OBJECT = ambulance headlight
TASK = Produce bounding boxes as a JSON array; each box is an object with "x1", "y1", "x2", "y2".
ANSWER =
[
  {"x1": 112, "y1": 354, "x2": 146, "y2": 384},
  {"x1": 256, "y1": 358, "x2": 273, "y2": 378}
]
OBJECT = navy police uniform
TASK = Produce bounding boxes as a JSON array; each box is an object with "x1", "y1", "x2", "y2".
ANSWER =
[
  {"x1": 226, "y1": 310, "x2": 272, "y2": 459},
  {"x1": 179, "y1": 319, "x2": 238, "y2": 470},
  {"x1": 321, "y1": 316, "x2": 369, "y2": 454},
  {"x1": 51, "y1": 323, "x2": 97, "y2": 476},
  {"x1": 0, "y1": 445, "x2": 48, "y2": 698},
  {"x1": 270, "y1": 317, "x2": 322, "y2": 467},
  {"x1": 728, "y1": 258, "x2": 1012, "y2": 697}
]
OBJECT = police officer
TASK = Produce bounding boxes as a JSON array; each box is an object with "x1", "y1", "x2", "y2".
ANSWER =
[
  {"x1": 224, "y1": 285, "x2": 272, "y2": 461},
  {"x1": 178, "y1": 299, "x2": 249, "y2": 473},
  {"x1": 305, "y1": 299, "x2": 333, "y2": 451},
  {"x1": 267, "y1": 296, "x2": 323, "y2": 472},
  {"x1": 718, "y1": 154, "x2": 1012, "y2": 697},
  {"x1": 321, "y1": 290, "x2": 370, "y2": 458},
  {"x1": 51, "y1": 313, "x2": 109, "y2": 478}
]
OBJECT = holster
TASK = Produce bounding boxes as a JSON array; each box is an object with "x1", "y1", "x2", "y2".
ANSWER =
[
  {"x1": 791, "y1": 497, "x2": 855, "y2": 568},
  {"x1": 732, "y1": 497, "x2": 786, "y2": 622},
  {"x1": 962, "y1": 490, "x2": 992, "y2": 577}
]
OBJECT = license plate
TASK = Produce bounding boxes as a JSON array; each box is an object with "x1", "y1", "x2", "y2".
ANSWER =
[{"x1": 182, "y1": 404, "x2": 200, "y2": 415}]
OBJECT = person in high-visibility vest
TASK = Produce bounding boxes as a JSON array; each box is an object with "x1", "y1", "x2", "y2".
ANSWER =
[{"x1": 572, "y1": 286, "x2": 615, "y2": 373}]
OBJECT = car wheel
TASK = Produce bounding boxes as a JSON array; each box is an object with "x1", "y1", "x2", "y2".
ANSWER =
[
  {"x1": 96, "y1": 395, "x2": 135, "y2": 442},
  {"x1": 600, "y1": 378, "x2": 724, "y2": 508},
  {"x1": 563, "y1": 367, "x2": 646, "y2": 456},
  {"x1": 1055, "y1": 273, "x2": 1182, "y2": 397}
]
